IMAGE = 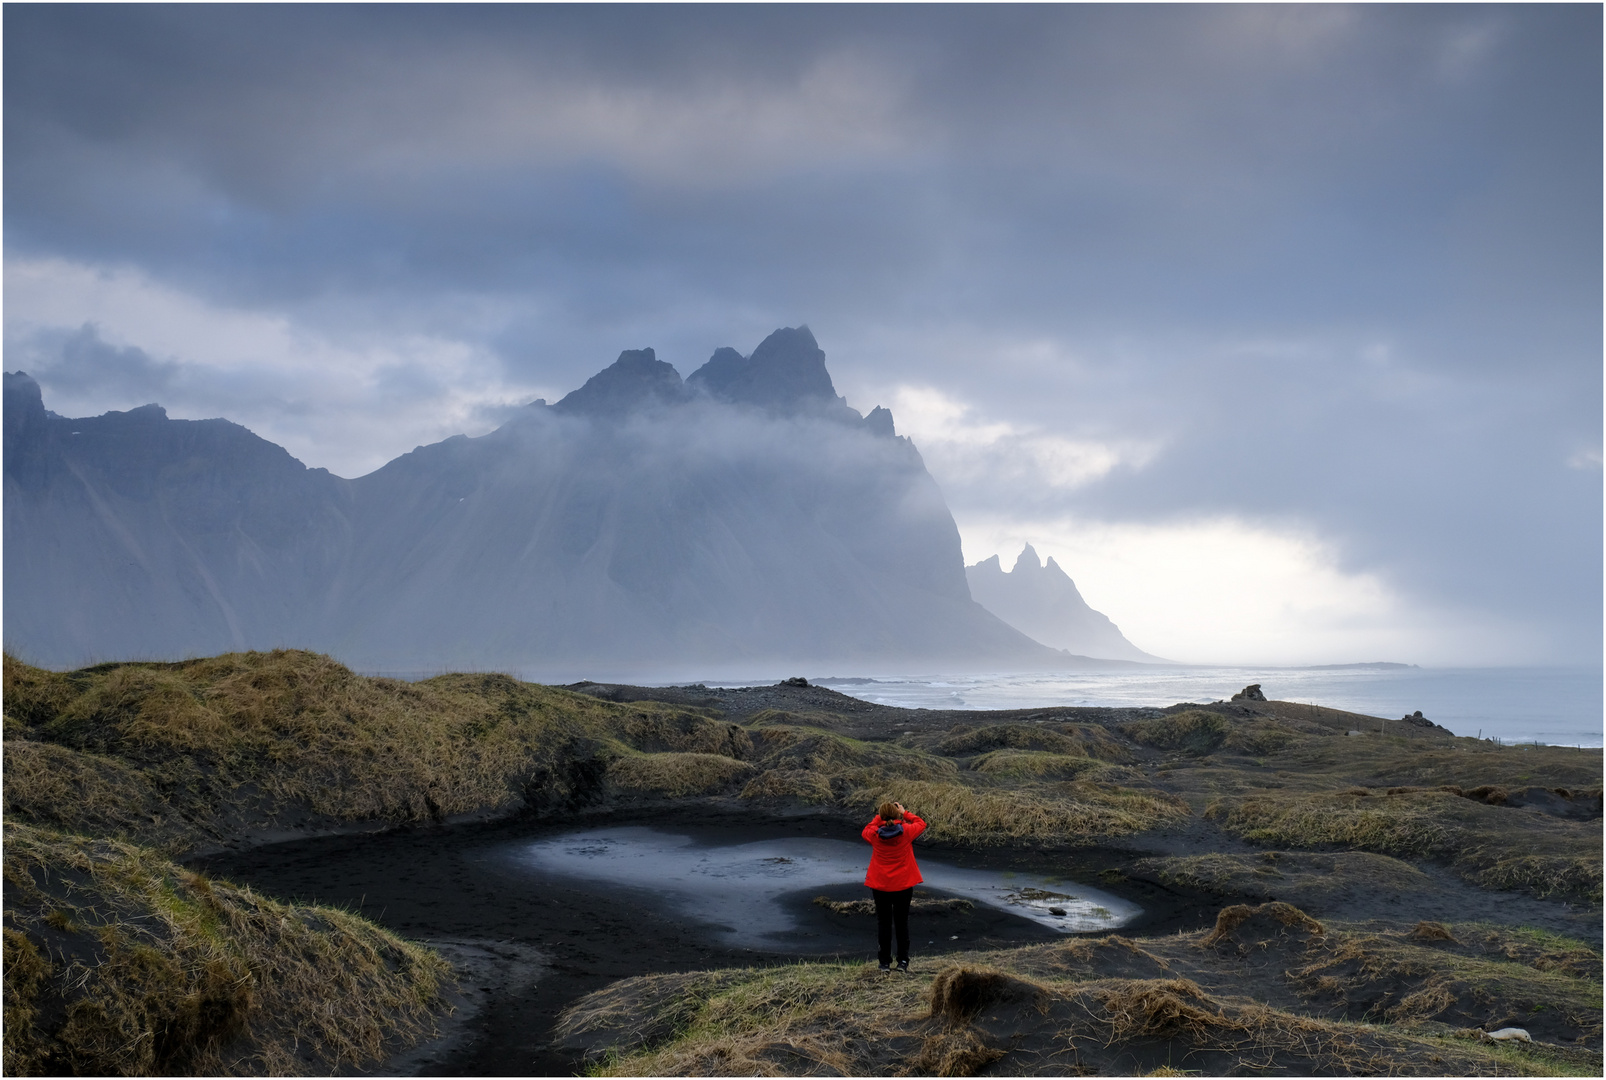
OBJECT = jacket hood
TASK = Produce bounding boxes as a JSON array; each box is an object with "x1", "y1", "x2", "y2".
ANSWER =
[{"x1": 876, "y1": 821, "x2": 905, "y2": 840}]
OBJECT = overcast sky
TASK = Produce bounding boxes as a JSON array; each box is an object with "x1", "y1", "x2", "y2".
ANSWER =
[{"x1": 5, "y1": 4, "x2": 1600, "y2": 666}]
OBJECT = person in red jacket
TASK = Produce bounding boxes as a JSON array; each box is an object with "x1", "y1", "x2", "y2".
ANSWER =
[{"x1": 862, "y1": 800, "x2": 927, "y2": 973}]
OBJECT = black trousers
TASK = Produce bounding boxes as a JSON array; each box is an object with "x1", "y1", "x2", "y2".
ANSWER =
[{"x1": 872, "y1": 887, "x2": 913, "y2": 965}]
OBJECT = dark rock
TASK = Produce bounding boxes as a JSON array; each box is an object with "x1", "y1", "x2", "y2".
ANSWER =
[
  {"x1": 687, "y1": 326, "x2": 843, "y2": 413},
  {"x1": 1231, "y1": 684, "x2": 1268, "y2": 702},
  {"x1": 552, "y1": 348, "x2": 687, "y2": 417},
  {"x1": 864, "y1": 406, "x2": 896, "y2": 437},
  {"x1": 781, "y1": 677, "x2": 810, "y2": 688}
]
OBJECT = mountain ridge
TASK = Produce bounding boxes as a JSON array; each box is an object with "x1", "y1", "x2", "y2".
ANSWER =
[
  {"x1": 966, "y1": 543, "x2": 1165, "y2": 663},
  {"x1": 5, "y1": 328, "x2": 1123, "y2": 679}
]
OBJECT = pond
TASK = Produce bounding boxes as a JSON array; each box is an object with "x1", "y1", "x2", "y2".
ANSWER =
[{"x1": 505, "y1": 826, "x2": 1141, "y2": 949}]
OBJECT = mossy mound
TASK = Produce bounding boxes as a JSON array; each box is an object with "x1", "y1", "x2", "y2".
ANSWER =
[
  {"x1": 557, "y1": 907, "x2": 1604, "y2": 1076},
  {"x1": 2, "y1": 650, "x2": 738, "y2": 849},
  {"x1": 1123, "y1": 709, "x2": 1303, "y2": 757},
  {"x1": 2, "y1": 822, "x2": 449, "y2": 1076},
  {"x1": 1207, "y1": 786, "x2": 1603, "y2": 902},
  {"x1": 936, "y1": 722, "x2": 1129, "y2": 761},
  {"x1": 970, "y1": 749, "x2": 1136, "y2": 783},
  {"x1": 608, "y1": 752, "x2": 756, "y2": 798},
  {"x1": 1132, "y1": 850, "x2": 1435, "y2": 909},
  {"x1": 749, "y1": 721, "x2": 950, "y2": 777},
  {"x1": 739, "y1": 768, "x2": 839, "y2": 804},
  {"x1": 847, "y1": 778, "x2": 1187, "y2": 846}
]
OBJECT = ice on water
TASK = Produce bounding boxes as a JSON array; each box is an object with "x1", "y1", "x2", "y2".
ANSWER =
[{"x1": 516, "y1": 827, "x2": 1140, "y2": 948}]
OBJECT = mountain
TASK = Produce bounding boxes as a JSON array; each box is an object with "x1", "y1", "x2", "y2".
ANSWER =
[
  {"x1": 3, "y1": 370, "x2": 353, "y2": 667},
  {"x1": 5, "y1": 327, "x2": 1082, "y2": 679},
  {"x1": 966, "y1": 544, "x2": 1164, "y2": 663}
]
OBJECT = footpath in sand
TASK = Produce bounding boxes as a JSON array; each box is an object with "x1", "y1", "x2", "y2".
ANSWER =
[{"x1": 3, "y1": 651, "x2": 1600, "y2": 1075}]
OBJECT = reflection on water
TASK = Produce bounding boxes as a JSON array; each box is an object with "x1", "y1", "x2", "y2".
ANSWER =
[{"x1": 511, "y1": 827, "x2": 1139, "y2": 948}]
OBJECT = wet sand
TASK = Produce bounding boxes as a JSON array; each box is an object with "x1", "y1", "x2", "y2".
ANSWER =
[{"x1": 198, "y1": 808, "x2": 1214, "y2": 1076}]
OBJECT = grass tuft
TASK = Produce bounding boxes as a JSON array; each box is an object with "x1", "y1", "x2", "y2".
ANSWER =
[
  {"x1": 851, "y1": 778, "x2": 1187, "y2": 846},
  {"x1": 970, "y1": 749, "x2": 1135, "y2": 782},
  {"x1": 2, "y1": 821, "x2": 449, "y2": 1075},
  {"x1": 1206, "y1": 787, "x2": 1602, "y2": 902},
  {"x1": 607, "y1": 752, "x2": 755, "y2": 797}
]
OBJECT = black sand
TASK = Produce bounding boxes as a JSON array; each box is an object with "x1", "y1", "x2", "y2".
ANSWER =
[{"x1": 197, "y1": 808, "x2": 1219, "y2": 1076}]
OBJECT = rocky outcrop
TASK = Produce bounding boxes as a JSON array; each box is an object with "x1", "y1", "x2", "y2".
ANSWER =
[
  {"x1": 553, "y1": 348, "x2": 688, "y2": 417},
  {"x1": 687, "y1": 326, "x2": 839, "y2": 413}
]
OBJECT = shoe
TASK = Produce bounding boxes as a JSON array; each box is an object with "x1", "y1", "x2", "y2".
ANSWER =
[
  {"x1": 878, "y1": 963, "x2": 892, "y2": 974},
  {"x1": 896, "y1": 960, "x2": 910, "y2": 973}
]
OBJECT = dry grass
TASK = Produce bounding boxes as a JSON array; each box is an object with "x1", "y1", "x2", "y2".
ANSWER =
[
  {"x1": 970, "y1": 750, "x2": 1137, "y2": 783},
  {"x1": 750, "y1": 722, "x2": 956, "y2": 779},
  {"x1": 739, "y1": 769, "x2": 837, "y2": 804},
  {"x1": 1450, "y1": 923, "x2": 1602, "y2": 980},
  {"x1": 1477, "y1": 855, "x2": 1603, "y2": 901},
  {"x1": 562, "y1": 944, "x2": 1600, "y2": 1077},
  {"x1": 847, "y1": 778, "x2": 1187, "y2": 846},
  {"x1": 1283, "y1": 923, "x2": 1602, "y2": 1042},
  {"x1": 2, "y1": 740, "x2": 200, "y2": 852},
  {"x1": 565, "y1": 961, "x2": 930, "y2": 1077},
  {"x1": 1262, "y1": 734, "x2": 1604, "y2": 793},
  {"x1": 2, "y1": 821, "x2": 449, "y2": 1076},
  {"x1": 1207, "y1": 786, "x2": 1603, "y2": 901},
  {"x1": 1123, "y1": 710, "x2": 1304, "y2": 758},
  {"x1": 1122, "y1": 710, "x2": 1234, "y2": 755},
  {"x1": 3, "y1": 650, "x2": 744, "y2": 848},
  {"x1": 1133, "y1": 850, "x2": 1435, "y2": 908},
  {"x1": 936, "y1": 722, "x2": 1129, "y2": 762},
  {"x1": 607, "y1": 752, "x2": 755, "y2": 798},
  {"x1": 1201, "y1": 902, "x2": 1326, "y2": 946}
]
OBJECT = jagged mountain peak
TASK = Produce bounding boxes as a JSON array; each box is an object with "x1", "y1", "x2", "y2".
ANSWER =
[
  {"x1": 967, "y1": 543, "x2": 1163, "y2": 663},
  {"x1": 552, "y1": 347, "x2": 687, "y2": 418},
  {"x1": 7, "y1": 351, "x2": 1064, "y2": 676},
  {"x1": 1012, "y1": 543, "x2": 1042, "y2": 574},
  {"x1": 688, "y1": 326, "x2": 839, "y2": 412},
  {"x1": 544, "y1": 328, "x2": 900, "y2": 439}
]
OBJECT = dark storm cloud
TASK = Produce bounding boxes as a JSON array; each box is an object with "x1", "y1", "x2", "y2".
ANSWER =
[
  {"x1": 15, "y1": 324, "x2": 178, "y2": 404},
  {"x1": 4, "y1": 4, "x2": 1600, "y2": 661}
]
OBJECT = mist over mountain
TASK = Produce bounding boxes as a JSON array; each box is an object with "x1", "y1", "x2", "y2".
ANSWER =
[
  {"x1": 4, "y1": 328, "x2": 1093, "y2": 678},
  {"x1": 967, "y1": 544, "x2": 1163, "y2": 663}
]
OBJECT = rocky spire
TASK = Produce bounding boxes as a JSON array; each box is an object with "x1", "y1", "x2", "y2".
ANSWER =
[
  {"x1": 552, "y1": 348, "x2": 687, "y2": 417},
  {"x1": 688, "y1": 326, "x2": 841, "y2": 412}
]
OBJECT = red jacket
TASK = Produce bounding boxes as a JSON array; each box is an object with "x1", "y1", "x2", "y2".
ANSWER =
[{"x1": 862, "y1": 812, "x2": 927, "y2": 891}]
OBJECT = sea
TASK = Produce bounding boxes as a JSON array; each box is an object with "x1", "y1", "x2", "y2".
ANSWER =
[{"x1": 734, "y1": 666, "x2": 1603, "y2": 748}]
